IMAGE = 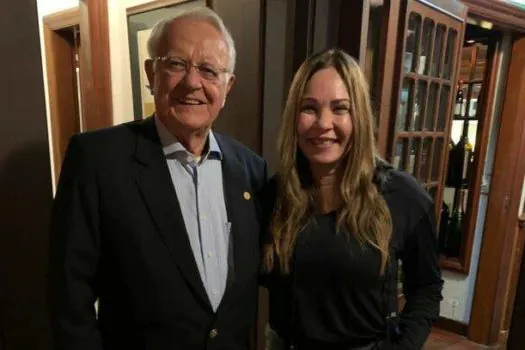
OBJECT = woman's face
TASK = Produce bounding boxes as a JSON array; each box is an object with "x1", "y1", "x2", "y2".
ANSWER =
[{"x1": 296, "y1": 67, "x2": 353, "y2": 171}]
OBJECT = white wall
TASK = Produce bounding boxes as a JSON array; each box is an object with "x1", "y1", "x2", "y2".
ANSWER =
[
  {"x1": 439, "y1": 32, "x2": 513, "y2": 323},
  {"x1": 519, "y1": 177, "x2": 525, "y2": 215},
  {"x1": 36, "y1": 0, "x2": 79, "y2": 194},
  {"x1": 107, "y1": 0, "x2": 154, "y2": 126}
]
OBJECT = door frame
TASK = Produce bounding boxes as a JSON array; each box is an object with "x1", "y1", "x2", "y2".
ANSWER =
[
  {"x1": 78, "y1": 0, "x2": 113, "y2": 131},
  {"x1": 468, "y1": 33, "x2": 525, "y2": 346},
  {"x1": 455, "y1": 0, "x2": 525, "y2": 346},
  {"x1": 43, "y1": 1, "x2": 113, "y2": 186},
  {"x1": 43, "y1": 8, "x2": 82, "y2": 187}
]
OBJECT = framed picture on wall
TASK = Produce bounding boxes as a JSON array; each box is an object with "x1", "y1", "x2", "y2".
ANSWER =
[{"x1": 127, "y1": 0, "x2": 206, "y2": 120}]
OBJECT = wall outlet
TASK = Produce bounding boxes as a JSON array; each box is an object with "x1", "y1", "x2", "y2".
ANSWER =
[{"x1": 449, "y1": 298, "x2": 460, "y2": 320}]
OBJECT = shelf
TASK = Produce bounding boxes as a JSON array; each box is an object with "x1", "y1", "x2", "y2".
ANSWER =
[
  {"x1": 439, "y1": 256, "x2": 468, "y2": 274},
  {"x1": 404, "y1": 72, "x2": 453, "y2": 84},
  {"x1": 453, "y1": 116, "x2": 479, "y2": 121},
  {"x1": 396, "y1": 131, "x2": 448, "y2": 138},
  {"x1": 461, "y1": 79, "x2": 483, "y2": 84},
  {"x1": 423, "y1": 181, "x2": 440, "y2": 188}
]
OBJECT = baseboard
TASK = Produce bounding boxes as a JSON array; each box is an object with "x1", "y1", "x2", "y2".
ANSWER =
[{"x1": 435, "y1": 316, "x2": 468, "y2": 336}]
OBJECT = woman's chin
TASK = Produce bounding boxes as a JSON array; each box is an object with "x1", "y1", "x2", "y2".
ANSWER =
[{"x1": 305, "y1": 152, "x2": 342, "y2": 167}]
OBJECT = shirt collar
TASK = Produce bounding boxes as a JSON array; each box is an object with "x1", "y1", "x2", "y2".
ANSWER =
[{"x1": 154, "y1": 116, "x2": 222, "y2": 163}]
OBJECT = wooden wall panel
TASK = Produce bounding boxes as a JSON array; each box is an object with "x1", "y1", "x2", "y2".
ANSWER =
[
  {"x1": 207, "y1": 0, "x2": 265, "y2": 154},
  {"x1": 0, "y1": 0, "x2": 54, "y2": 348}
]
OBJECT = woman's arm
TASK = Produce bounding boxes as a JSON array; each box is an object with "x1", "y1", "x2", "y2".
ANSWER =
[{"x1": 395, "y1": 206, "x2": 444, "y2": 349}]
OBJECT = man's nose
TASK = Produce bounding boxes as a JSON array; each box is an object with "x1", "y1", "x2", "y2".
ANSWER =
[{"x1": 181, "y1": 66, "x2": 202, "y2": 89}]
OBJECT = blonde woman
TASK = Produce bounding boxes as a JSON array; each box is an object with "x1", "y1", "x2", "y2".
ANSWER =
[{"x1": 261, "y1": 49, "x2": 443, "y2": 349}]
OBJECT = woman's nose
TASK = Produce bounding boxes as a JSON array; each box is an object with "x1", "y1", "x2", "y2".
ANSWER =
[{"x1": 316, "y1": 109, "x2": 333, "y2": 129}]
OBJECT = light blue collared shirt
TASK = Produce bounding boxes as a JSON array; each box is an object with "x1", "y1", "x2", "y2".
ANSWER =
[{"x1": 155, "y1": 117, "x2": 229, "y2": 311}]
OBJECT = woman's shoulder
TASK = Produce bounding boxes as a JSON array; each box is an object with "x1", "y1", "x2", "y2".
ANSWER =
[{"x1": 377, "y1": 163, "x2": 434, "y2": 214}]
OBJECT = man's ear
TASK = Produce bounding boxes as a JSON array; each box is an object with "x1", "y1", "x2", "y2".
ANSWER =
[
  {"x1": 145, "y1": 59, "x2": 155, "y2": 93},
  {"x1": 225, "y1": 74, "x2": 236, "y2": 95}
]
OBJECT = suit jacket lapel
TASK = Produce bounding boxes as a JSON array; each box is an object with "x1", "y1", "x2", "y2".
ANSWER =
[
  {"x1": 216, "y1": 135, "x2": 259, "y2": 309},
  {"x1": 133, "y1": 118, "x2": 212, "y2": 311}
]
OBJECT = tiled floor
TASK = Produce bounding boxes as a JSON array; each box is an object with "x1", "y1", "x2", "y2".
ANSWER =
[{"x1": 424, "y1": 328, "x2": 488, "y2": 349}]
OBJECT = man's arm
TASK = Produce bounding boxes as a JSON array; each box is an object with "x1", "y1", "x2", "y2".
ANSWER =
[{"x1": 47, "y1": 134, "x2": 102, "y2": 350}]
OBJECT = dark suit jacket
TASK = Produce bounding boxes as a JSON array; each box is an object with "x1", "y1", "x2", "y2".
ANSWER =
[{"x1": 47, "y1": 117, "x2": 267, "y2": 350}]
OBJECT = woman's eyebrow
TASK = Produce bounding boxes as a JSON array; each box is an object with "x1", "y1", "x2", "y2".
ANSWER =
[
  {"x1": 331, "y1": 99, "x2": 350, "y2": 104},
  {"x1": 301, "y1": 97, "x2": 318, "y2": 103}
]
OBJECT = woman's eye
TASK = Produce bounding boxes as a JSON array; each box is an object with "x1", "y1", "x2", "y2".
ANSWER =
[
  {"x1": 334, "y1": 106, "x2": 349, "y2": 114},
  {"x1": 301, "y1": 106, "x2": 316, "y2": 113}
]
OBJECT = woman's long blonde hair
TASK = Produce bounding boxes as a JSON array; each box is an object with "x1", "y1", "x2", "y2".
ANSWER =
[{"x1": 263, "y1": 49, "x2": 392, "y2": 275}]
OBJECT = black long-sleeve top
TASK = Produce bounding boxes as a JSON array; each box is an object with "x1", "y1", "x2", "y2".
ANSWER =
[{"x1": 262, "y1": 168, "x2": 444, "y2": 349}]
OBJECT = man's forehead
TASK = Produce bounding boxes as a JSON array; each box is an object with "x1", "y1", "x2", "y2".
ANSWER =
[
  {"x1": 159, "y1": 18, "x2": 228, "y2": 59},
  {"x1": 166, "y1": 18, "x2": 223, "y2": 44}
]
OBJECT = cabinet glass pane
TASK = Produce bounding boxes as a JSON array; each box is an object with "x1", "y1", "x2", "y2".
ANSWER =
[
  {"x1": 397, "y1": 78, "x2": 414, "y2": 131},
  {"x1": 431, "y1": 24, "x2": 446, "y2": 77},
  {"x1": 393, "y1": 138, "x2": 408, "y2": 170},
  {"x1": 437, "y1": 84, "x2": 451, "y2": 131},
  {"x1": 432, "y1": 137, "x2": 444, "y2": 181},
  {"x1": 455, "y1": 84, "x2": 468, "y2": 118},
  {"x1": 426, "y1": 82, "x2": 439, "y2": 130},
  {"x1": 420, "y1": 19, "x2": 435, "y2": 75},
  {"x1": 404, "y1": 13, "x2": 422, "y2": 73},
  {"x1": 406, "y1": 138, "x2": 420, "y2": 175},
  {"x1": 412, "y1": 80, "x2": 428, "y2": 131},
  {"x1": 443, "y1": 29, "x2": 458, "y2": 80},
  {"x1": 419, "y1": 138, "x2": 432, "y2": 182},
  {"x1": 468, "y1": 83, "x2": 482, "y2": 118}
]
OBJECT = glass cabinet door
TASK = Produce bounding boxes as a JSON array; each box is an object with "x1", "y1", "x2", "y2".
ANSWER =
[{"x1": 390, "y1": 0, "x2": 465, "y2": 244}]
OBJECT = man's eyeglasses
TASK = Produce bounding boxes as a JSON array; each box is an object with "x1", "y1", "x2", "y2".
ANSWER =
[{"x1": 155, "y1": 56, "x2": 229, "y2": 82}]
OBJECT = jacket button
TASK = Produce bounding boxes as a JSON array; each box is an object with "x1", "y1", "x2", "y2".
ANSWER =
[{"x1": 209, "y1": 328, "x2": 218, "y2": 338}]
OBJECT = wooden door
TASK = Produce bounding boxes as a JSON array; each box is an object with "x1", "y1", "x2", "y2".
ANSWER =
[{"x1": 508, "y1": 214, "x2": 525, "y2": 349}]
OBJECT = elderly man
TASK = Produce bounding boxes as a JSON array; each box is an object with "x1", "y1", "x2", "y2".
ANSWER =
[{"x1": 48, "y1": 7, "x2": 267, "y2": 350}]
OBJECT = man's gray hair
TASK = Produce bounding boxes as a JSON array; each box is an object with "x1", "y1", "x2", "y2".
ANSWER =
[{"x1": 147, "y1": 7, "x2": 236, "y2": 72}]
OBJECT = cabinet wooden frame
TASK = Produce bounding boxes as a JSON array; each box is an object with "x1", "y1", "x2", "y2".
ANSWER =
[
  {"x1": 461, "y1": 0, "x2": 525, "y2": 32},
  {"x1": 375, "y1": 0, "x2": 403, "y2": 157},
  {"x1": 387, "y1": 0, "x2": 468, "y2": 270}
]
